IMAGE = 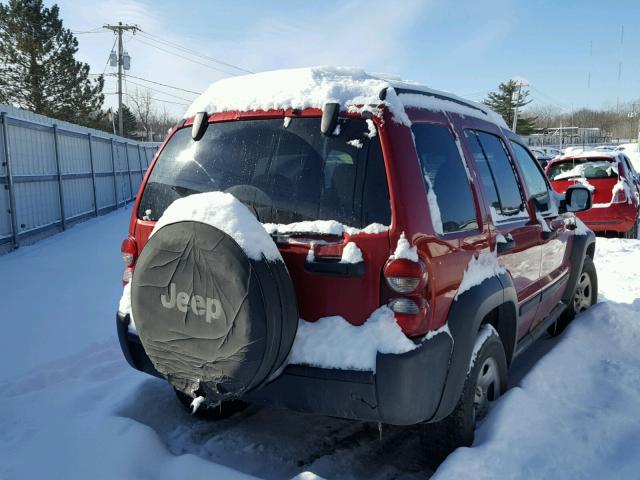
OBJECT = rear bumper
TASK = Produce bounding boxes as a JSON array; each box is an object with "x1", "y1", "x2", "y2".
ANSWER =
[
  {"x1": 116, "y1": 313, "x2": 453, "y2": 425},
  {"x1": 578, "y1": 203, "x2": 638, "y2": 233}
]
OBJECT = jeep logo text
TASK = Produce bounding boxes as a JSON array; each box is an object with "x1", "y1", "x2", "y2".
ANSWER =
[{"x1": 160, "y1": 283, "x2": 222, "y2": 323}]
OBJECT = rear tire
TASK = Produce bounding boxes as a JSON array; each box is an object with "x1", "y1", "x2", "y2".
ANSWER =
[
  {"x1": 174, "y1": 388, "x2": 248, "y2": 420},
  {"x1": 548, "y1": 256, "x2": 597, "y2": 336},
  {"x1": 421, "y1": 327, "x2": 507, "y2": 467}
]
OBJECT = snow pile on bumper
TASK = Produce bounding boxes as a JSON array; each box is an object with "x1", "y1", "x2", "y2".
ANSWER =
[{"x1": 288, "y1": 306, "x2": 417, "y2": 372}]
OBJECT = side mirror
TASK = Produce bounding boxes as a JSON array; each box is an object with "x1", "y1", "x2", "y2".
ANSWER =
[{"x1": 564, "y1": 185, "x2": 592, "y2": 213}]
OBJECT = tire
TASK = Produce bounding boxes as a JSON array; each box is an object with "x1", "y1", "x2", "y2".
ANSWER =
[
  {"x1": 548, "y1": 256, "x2": 597, "y2": 336},
  {"x1": 421, "y1": 326, "x2": 507, "y2": 467},
  {"x1": 131, "y1": 221, "x2": 298, "y2": 406},
  {"x1": 174, "y1": 388, "x2": 248, "y2": 420}
]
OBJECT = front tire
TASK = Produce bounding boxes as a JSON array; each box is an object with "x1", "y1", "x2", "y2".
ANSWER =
[
  {"x1": 422, "y1": 326, "x2": 507, "y2": 466},
  {"x1": 548, "y1": 256, "x2": 597, "y2": 336}
]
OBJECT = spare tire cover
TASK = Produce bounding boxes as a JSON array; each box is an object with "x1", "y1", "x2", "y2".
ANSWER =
[{"x1": 131, "y1": 221, "x2": 298, "y2": 402}]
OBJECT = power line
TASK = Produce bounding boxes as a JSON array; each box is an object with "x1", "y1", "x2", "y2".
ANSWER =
[
  {"x1": 130, "y1": 35, "x2": 241, "y2": 77},
  {"x1": 529, "y1": 85, "x2": 569, "y2": 110},
  {"x1": 137, "y1": 30, "x2": 254, "y2": 74},
  {"x1": 71, "y1": 27, "x2": 105, "y2": 34},
  {"x1": 102, "y1": 72, "x2": 201, "y2": 95},
  {"x1": 124, "y1": 76, "x2": 195, "y2": 102},
  {"x1": 104, "y1": 91, "x2": 189, "y2": 107}
]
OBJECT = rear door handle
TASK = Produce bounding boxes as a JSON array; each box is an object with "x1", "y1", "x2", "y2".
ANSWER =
[{"x1": 304, "y1": 259, "x2": 365, "y2": 277}]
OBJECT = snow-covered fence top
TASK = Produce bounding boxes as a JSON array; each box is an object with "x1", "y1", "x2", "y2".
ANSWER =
[
  {"x1": 0, "y1": 103, "x2": 160, "y2": 252},
  {"x1": 184, "y1": 66, "x2": 507, "y2": 128}
]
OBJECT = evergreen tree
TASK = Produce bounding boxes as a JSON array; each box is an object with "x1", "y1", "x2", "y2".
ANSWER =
[
  {"x1": 117, "y1": 105, "x2": 138, "y2": 138},
  {"x1": 484, "y1": 80, "x2": 537, "y2": 135},
  {"x1": 0, "y1": 0, "x2": 104, "y2": 126}
]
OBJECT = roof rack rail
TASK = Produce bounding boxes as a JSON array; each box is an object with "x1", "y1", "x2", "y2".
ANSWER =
[{"x1": 379, "y1": 86, "x2": 488, "y2": 115}]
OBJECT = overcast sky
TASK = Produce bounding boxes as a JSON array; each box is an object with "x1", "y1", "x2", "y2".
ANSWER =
[{"x1": 55, "y1": 0, "x2": 640, "y2": 117}]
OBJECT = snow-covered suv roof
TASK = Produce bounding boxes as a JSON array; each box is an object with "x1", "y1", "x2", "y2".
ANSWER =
[{"x1": 184, "y1": 66, "x2": 507, "y2": 128}]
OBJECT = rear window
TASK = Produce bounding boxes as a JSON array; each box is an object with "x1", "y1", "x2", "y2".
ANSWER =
[
  {"x1": 547, "y1": 158, "x2": 617, "y2": 181},
  {"x1": 139, "y1": 118, "x2": 390, "y2": 228},
  {"x1": 412, "y1": 123, "x2": 478, "y2": 233}
]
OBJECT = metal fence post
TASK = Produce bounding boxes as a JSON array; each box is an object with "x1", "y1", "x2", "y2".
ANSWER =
[
  {"x1": 125, "y1": 142, "x2": 134, "y2": 203},
  {"x1": 52, "y1": 124, "x2": 66, "y2": 231},
  {"x1": 136, "y1": 144, "x2": 143, "y2": 175},
  {"x1": 87, "y1": 133, "x2": 98, "y2": 217},
  {"x1": 110, "y1": 138, "x2": 118, "y2": 209},
  {"x1": 1, "y1": 112, "x2": 19, "y2": 249}
]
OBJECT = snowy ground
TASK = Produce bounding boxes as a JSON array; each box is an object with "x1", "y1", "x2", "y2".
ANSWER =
[{"x1": 1, "y1": 208, "x2": 639, "y2": 479}]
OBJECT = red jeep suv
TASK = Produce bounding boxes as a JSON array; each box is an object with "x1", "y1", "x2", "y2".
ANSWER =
[
  {"x1": 546, "y1": 152, "x2": 640, "y2": 238},
  {"x1": 116, "y1": 67, "x2": 597, "y2": 458}
]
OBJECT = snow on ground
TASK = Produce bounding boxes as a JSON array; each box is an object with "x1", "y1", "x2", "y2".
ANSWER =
[
  {"x1": 434, "y1": 237, "x2": 640, "y2": 480},
  {"x1": 1, "y1": 208, "x2": 639, "y2": 479}
]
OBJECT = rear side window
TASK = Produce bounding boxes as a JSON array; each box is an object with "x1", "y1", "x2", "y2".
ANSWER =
[
  {"x1": 139, "y1": 118, "x2": 390, "y2": 228},
  {"x1": 412, "y1": 123, "x2": 478, "y2": 233},
  {"x1": 621, "y1": 155, "x2": 638, "y2": 178},
  {"x1": 465, "y1": 130, "x2": 525, "y2": 219}
]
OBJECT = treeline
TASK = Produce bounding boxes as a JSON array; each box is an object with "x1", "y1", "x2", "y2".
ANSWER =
[
  {"x1": 0, "y1": 0, "x2": 178, "y2": 140},
  {"x1": 527, "y1": 100, "x2": 640, "y2": 140}
]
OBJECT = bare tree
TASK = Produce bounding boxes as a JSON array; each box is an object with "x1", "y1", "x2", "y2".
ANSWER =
[
  {"x1": 527, "y1": 99, "x2": 640, "y2": 140},
  {"x1": 150, "y1": 105, "x2": 177, "y2": 140},
  {"x1": 128, "y1": 88, "x2": 154, "y2": 140},
  {"x1": 128, "y1": 89, "x2": 179, "y2": 141}
]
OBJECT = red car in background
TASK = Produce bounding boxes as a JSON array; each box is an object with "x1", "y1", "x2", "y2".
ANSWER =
[{"x1": 546, "y1": 152, "x2": 640, "y2": 238}]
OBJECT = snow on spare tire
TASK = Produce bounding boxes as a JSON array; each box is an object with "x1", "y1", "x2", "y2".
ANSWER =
[{"x1": 130, "y1": 192, "x2": 298, "y2": 403}]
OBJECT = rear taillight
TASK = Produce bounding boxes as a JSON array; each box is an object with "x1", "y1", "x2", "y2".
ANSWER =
[
  {"x1": 384, "y1": 258, "x2": 427, "y2": 294},
  {"x1": 122, "y1": 267, "x2": 133, "y2": 284},
  {"x1": 121, "y1": 237, "x2": 138, "y2": 285},
  {"x1": 121, "y1": 237, "x2": 138, "y2": 267},
  {"x1": 388, "y1": 297, "x2": 421, "y2": 315},
  {"x1": 613, "y1": 188, "x2": 627, "y2": 204},
  {"x1": 384, "y1": 258, "x2": 429, "y2": 335}
]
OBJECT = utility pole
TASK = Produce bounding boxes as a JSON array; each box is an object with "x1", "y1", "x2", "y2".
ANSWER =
[
  {"x1": 512, "y1": 82, "x2": 522, "y2": 132},
  {"x1": 103, "y1": 22, "x2": 139, "y2": 137}
]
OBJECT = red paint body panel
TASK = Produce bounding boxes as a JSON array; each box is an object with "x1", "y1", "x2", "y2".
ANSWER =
[{"x1": 124, "y1": 106, "x2": 580, "y2": 341}]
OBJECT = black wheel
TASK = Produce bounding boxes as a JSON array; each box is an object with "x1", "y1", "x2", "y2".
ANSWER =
[
  {"x1": 548, "y1": 256, "x2": 597, "y2": 336},
  {"x1": 174, "y1": 388, "x2": 248, "y2": 420},
  {"x1": 421, "y1": 327, "x2": 507, "y2": 467}
]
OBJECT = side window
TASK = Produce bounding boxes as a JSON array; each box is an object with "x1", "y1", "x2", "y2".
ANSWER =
[
  {"x1": 622, "y1": 155, "x2": 638, "y2": 177},
  {"x1": 510, "y1": 141, "x2": 552, "y2": 211},
  {"x1": 465, "y1": 130, "x2": 525, "y2": 220},
  {"x1": 412, "y1": 123, "x2": 478, "y2": 233}
]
